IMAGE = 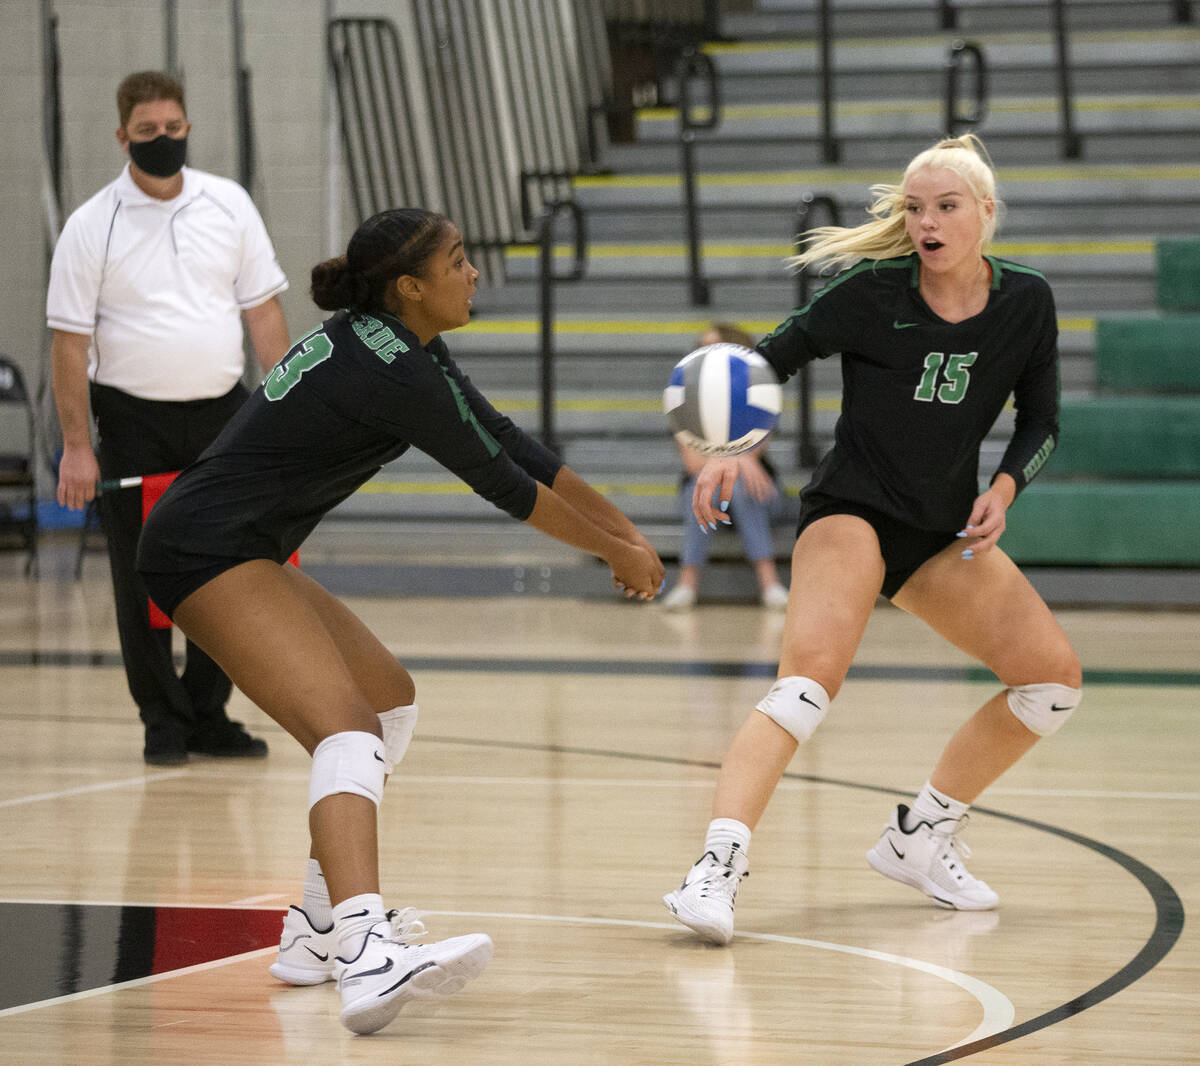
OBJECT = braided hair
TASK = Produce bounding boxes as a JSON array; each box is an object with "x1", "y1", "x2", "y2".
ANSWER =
[{"x1": 310, "y1": 208, "x2": 452, "y2": 314}]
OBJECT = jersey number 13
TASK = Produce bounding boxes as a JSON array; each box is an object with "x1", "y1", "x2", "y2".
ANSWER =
[{"x1": 264, "y1": 329, "x2": 334, "y2": 402}]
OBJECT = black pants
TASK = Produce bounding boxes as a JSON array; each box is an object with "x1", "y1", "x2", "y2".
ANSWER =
[{"x1": 91, "y1": 382, "x2": 248, "y2": 746}]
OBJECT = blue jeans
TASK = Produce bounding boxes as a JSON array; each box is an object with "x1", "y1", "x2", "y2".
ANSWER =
[{"x1": 679, "y1": 474, "x2": 778, "y2": 567}]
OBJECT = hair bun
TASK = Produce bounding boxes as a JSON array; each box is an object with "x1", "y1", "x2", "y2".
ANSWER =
[{"x1": 310, "y1": 255, "x2": 370, "y2": 312}]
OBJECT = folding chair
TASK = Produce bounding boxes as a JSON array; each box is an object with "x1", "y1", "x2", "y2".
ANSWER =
[{"x1": 0, "y1": 355, "x2": 38, "y2": 574}]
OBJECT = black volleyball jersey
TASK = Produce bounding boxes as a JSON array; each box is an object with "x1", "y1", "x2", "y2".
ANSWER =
[
  {"x1": 758, "y1": 253, "x2": 1060, "y2": 531},
  {"x1": 138, "y1": 309, "x2": 563, "y2": 567}
]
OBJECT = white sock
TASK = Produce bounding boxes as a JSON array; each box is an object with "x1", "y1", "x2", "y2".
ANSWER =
[
  {"x1": 906, "y1": 780, "x2": 969, "y2": 831},
  {"x1": 703, "y1": 817, "x2": 752, "y2": 863},
  {"x1": 301, "y1": 857, "x2": 333, "y2": 931},
  {"x1": 332, "y1": 892, "x2": 386, "y2": 958}
]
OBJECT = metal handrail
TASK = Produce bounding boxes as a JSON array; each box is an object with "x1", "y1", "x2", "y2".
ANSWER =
[
  {"x1": 1051, "y1": 0, "x2": 1083, "y2": 158},
  {"x1": 537, "y1": 199, "x2": 587, "y2": 456},
  {"x1": 945, "y1": 39, "x2": 988, "y2": 136},
  {"x1": 702, "y1": 0, "x2": 723, "y2": 39},
  {"x1": 677, "y1": 46, "x2": 719, "y2": 307},
  {"x1": 793, "y1": 193, "x2": 841, "y2": 469},
  {"x1": 816, "y1": 0, "x2": 839, "y2": 164}
]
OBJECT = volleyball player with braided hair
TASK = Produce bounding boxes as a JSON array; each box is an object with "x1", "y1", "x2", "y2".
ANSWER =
[
  {"x1": 663, "y1": 135, "x2": 1082, "y2": 945},
  {"x1": 137, "y1": 208, "x2": 664, "y2": 1033}
]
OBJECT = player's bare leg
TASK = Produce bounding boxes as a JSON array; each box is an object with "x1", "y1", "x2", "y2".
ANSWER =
[{"x1": 665, "y1": 517, "x2": 883, "y2": 942}]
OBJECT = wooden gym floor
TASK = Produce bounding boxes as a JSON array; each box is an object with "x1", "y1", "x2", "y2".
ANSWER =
[{"x1": 0, "y1": 541, "x2": 1197, "y2": 1064}]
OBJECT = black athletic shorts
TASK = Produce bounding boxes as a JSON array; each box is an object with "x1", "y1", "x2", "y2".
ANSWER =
[
  {"x1": 795, "y1": 493, "x2": 960, "y2": 600},
  {"x1": 139, "y1": 557, "x2": 253, "y2": 621}
]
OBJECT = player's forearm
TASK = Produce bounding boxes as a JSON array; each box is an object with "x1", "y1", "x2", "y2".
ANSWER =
[
  {"x1": 988, "y1": 472, "x2": 1017, "y2": 509},
  {"x1": 525, "y1": 480, "x2": 628, "y2": 561},
  {"x1": 550, "y1": 465, "x2": 643, "y2": 543}
]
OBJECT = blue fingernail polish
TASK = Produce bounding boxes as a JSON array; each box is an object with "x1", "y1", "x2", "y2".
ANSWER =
[
  {"x1": 956, "y1": 531, "x2": 968, "y2": 538},
  {"x1": 719, "y1": 500, "x2": 730, "y2": 513},
  {"x1": 962, "y1": 548, "x2": 973, "y2": 559},
  {"x1": 708, "y1": 521, "x2": 717, "y2": 531}
]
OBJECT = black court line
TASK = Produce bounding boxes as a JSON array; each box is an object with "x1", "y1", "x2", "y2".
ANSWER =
[
  {"x1": 2, "y1": 649, "x2": 1199, "y2": 687},
  {"x1": 421, "y1": 734, "x2": 1187, "y2": 1066}
]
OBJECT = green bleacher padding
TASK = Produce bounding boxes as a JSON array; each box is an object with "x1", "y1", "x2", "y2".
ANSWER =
[
  {"x1": 1052, "y1": 397, "x2": 1200, "y2": 477},
  {"x1": 1094, "y1": 315, "x2": 1200, "y2": 392},
  {"x1": 1002, "y1": 481, "x2": 1200, "y2": 566},
  {"x1": 1157, "y1": 239, "x2": 1200, "y2": 312}
]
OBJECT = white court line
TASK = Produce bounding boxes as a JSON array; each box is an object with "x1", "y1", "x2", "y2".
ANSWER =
[
  {"x1": 3, "y1": 771, "x2": 1197, "y2": 806},
  {"x1": 193, "y1": 771, "x2": 1200, "y2": 801},
  {"x1": 430, "y1": 910, "x2": 1014, "y2": 1053},
  {"x1": 0, "y1": 908, "x2": 1014, "y2": 1053},
  {"x1": 0, "y1": 770, "x2": 189, "y2": 808},
  {"x1": 0, "y1": 946, "x2": 278, "y2": 1018},
  {"x1": 0, "y1": 897, "x2": 287, "y2": 909}
]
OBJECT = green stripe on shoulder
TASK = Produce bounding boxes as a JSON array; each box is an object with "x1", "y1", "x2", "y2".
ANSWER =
[
  {"x1": 990, "y1": 256, "x2": 1048, "y2": 282},
  {"x1": 767, "y1": 256, "x2": 911, "y2": 340}
]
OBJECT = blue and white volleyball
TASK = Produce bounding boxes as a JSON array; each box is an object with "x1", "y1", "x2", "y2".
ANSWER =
[{"x1": 663, "y1": 343, "x2": 783, "y2": 457}]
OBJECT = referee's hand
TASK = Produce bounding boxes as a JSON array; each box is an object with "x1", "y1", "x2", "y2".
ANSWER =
[{"x1": 57, "y1": 444, "x2": 100, "y2": 510}]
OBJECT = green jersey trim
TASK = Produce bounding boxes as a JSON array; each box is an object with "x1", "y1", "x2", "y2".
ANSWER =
[{"x1": 764, "y1": 256, "x2": 912, "y2": 343}]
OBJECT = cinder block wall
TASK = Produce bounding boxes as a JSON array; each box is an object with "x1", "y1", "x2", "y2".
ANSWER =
[{"x1": 1, "y1": 0, "x2": 374, "y2": 476}]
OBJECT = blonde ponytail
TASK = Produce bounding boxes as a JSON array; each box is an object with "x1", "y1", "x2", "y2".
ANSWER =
[{"x1": 788, "y1": 133, "x2": 1001, "y2": 273}]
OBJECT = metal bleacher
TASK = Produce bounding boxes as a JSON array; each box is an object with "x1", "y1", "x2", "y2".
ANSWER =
[{"x1": 312, "y1": 0, "x2": 1200, "y2": 594}]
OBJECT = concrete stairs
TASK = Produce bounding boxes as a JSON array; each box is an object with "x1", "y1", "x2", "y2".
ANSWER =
[{"x1": 321, "y1": 0, "x2": 1200, "y2": 573}]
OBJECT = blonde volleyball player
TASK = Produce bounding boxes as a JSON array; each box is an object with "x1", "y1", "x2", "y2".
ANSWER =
[
  {"x1": 138, "y1": 208, "x2": 664, "y2": 1032},
  {"x1": 663, "y1": 135, "x2": 1081, "y2": 944}
]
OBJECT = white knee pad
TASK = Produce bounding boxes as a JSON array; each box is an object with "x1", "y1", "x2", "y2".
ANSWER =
[
  {"x1": 1006, "y1": 682, "x2": 1082, "y2": 737},
  {"x1": 308, "y1": 730, "x2": 386, "y2": 810},
  {"x1": 755, "y1": 676, "x2": 831, "y2": 743},
  {"x1": 377, "y1": 703, "x2": 418, "y2": 774}
]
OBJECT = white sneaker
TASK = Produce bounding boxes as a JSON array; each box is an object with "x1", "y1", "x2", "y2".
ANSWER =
[
  {"x1": 663, "y1": 847, "x2": 750, "y2": 945},
  {"x1": 760, "y1": 583, "x2": 789, "y2": 611},
  {"x1": 338, "y1": 922, "x2": 494, "y2": 1035},
  {"x1": 269, "y1": 905, "x2": 428, "y2": 986},
  {"x1": 661, "y1": 584, "x2": 697, "y2": 612},
  {"x1": 866, "y1": 804, "x2": 999, "y2": 910}
]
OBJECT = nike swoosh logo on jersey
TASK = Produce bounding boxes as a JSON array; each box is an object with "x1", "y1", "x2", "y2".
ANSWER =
[
  {"x1": 1051, "y1": 703, "x2": 1073, "y2": 711},
  {"x1": 893, "y1": 320, "x2": 921, "y2": 329}
]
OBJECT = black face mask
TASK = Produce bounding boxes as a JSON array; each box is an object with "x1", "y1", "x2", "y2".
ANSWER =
[{"x1": 128, "y1": 134, "x2": 188, "y2": 178}]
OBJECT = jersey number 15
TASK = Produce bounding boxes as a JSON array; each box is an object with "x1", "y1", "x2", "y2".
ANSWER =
[{"x1": 913, "y1": 351, "x2": 977, "y2": 405}]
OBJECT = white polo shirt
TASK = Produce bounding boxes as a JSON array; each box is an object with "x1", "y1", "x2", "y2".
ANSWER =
[{"x1": 46, "y1": 164, "x2": 289, "y2": 402}]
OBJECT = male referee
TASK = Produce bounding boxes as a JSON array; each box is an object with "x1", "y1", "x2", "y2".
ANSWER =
[{"x1": 47, "y1": 71, "x2": 291, "y2": 765}]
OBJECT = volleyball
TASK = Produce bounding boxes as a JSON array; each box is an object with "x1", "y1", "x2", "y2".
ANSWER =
[{"x1": 663, "y1": 342, "x2": 783, "y2": 457}]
